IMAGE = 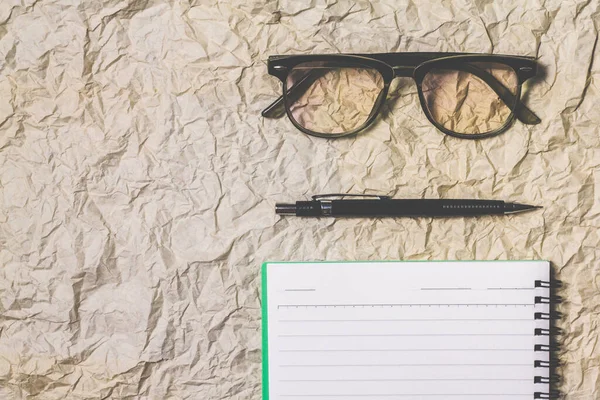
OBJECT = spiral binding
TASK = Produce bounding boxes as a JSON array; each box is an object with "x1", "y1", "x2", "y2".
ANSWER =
[
  {"x1": 533, "y1": 279, "x2": 562, "y2": 400},
  {"x1": 534, "y1": 392, "x2": 561, "y2": 399},
  {"x1": 535, "y1": 296, "x2": 563, "y2": 305}
]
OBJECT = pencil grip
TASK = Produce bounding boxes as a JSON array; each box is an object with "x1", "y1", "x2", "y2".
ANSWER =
[{"x1": 533, "y1": 279, "x2": 563, "y2": 400}]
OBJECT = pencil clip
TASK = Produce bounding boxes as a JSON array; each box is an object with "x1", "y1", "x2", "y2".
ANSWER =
[{"x1": 312, "y1": 194, "x2": 391, "y2": 201}]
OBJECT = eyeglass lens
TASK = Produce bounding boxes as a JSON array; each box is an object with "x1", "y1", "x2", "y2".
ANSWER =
[
  {"x1": 421, "y1": 62, "x2": 518, "y2": 135},
  {"x1": 285, "y1": 62, "x2": 385, "y2": 136}
]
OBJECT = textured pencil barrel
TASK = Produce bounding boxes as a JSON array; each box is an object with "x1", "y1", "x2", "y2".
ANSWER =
[{"x1": 330, "y1": 199, "x2": 506, "y2": 217}]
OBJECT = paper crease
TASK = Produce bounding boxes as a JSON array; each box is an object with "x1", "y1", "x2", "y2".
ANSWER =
[{"x1": 1, "y1": 0, "x2": 599, "y2": 398}]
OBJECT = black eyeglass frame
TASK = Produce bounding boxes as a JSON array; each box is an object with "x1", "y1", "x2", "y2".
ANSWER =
[{"x1": 263, "y1": 53, "x2": 540, "y2": 139}]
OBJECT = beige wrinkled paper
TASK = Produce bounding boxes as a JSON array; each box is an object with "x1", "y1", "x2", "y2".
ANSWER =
[{"x1": 0, "y1": 0, "x2": 598, "y2": 398}]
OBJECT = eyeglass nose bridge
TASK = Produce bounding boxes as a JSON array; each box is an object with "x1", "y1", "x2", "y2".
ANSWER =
[{"x1": 392, "y1": 66, "x2": 415, "y2": 78}]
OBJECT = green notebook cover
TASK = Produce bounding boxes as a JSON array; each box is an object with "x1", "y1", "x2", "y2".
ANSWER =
[{"x1": 261, "y1": 262, "x2": 269, "y2": 400}]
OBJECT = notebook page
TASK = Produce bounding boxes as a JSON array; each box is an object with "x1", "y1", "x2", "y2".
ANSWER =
[{"x1": 264, "y1": 261, "x2": 550, "y2": 400}]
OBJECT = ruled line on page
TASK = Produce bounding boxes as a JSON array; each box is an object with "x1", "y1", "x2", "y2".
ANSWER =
[
  {"x1": 417, "y1": 287, "x2": 535, "y2": 291},
  {"x1": 278, "y1": 318, "x2": 532, "y2": 322},
  {"x1": 279, "y1": 394, "x2": 531, "y2": 397},
  {"x1": 278, "y1": 333, "x2": 532, "y2": 338},
  {"x1": 282, "y1": 287, "x2": 536, "y2": 291},
  {"x1": 282, "y1": 287, "x2": 537, "y2": 292},
  {"x1": 279, "y1": 378, "x2": 532, "y2": 382},
  {"x1": 279, "y1": 348, "x2": 532, "y2": 352},
  {"x1": 277, "y1": 303, "x2": 534, "y2": 309},
  {"x1": 279, "y1": 363, "x2": 532, "y2": 367}
]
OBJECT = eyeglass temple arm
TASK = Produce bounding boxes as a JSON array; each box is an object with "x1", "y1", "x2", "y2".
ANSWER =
[
  {"x1": 261, "y1": 69, "x2": 324, "y2": 118},
  {"x1": 461, "y1": 64, "x2": 541, "y2": 125},
  {"x1": 262, "y1": 65, "x2": 541, "y2": 125}
]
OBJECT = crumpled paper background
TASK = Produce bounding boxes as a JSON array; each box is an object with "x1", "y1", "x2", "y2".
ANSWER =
[{"x1": 0, "y1": 0, "x2": 598, "y2": 398}]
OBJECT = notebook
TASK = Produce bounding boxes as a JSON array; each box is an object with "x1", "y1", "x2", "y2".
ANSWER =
[{"x1": 262, "y1": 261, "x2": 558, "y2": 400}]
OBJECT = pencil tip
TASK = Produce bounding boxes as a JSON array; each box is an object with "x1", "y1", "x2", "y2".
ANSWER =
[{"x1": 505, "y1": 202, "x2": 543, "y2": 214}]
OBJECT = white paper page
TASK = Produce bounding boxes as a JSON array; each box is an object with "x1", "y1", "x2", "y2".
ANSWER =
[{"x1": 264, "y1": 261, "x2": 551, "y2": 400}]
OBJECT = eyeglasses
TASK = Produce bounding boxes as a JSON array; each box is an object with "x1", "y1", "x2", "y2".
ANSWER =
[{"x1": 262, "y1": 53, "x2": 541, "y2": 139}]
